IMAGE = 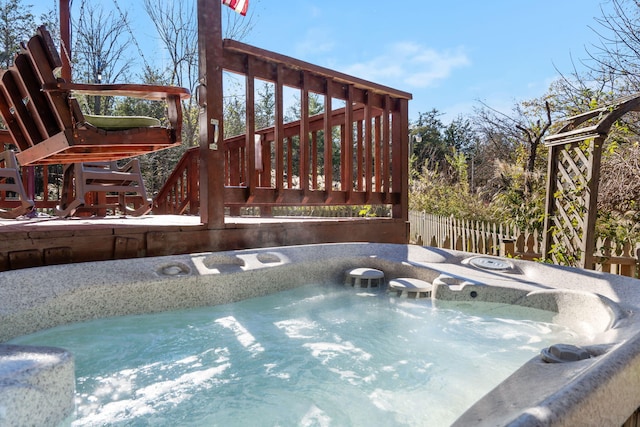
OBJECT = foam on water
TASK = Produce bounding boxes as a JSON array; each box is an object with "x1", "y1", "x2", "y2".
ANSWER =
[{"x1": 10, "y1": 284, "x2": 580, "y2": 426}]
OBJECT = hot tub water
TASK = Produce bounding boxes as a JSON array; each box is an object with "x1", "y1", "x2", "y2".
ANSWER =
[{"x1": 10, "y1": 283, "x2": 581, "y2": 426}]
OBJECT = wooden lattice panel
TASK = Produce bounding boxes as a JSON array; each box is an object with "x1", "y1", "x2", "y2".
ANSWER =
[{"x1": 546, "y1": 141, "x2": 593, "y2": 265}]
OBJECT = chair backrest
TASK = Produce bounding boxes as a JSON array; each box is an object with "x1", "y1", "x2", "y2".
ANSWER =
[{"x1": 0, "y1": 26, "x2": 79, "y2": 152}]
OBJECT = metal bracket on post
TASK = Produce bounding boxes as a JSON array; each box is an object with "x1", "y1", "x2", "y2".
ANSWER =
[{"x1": 210, "y1": 119, "x2": 219, "y2": 150}]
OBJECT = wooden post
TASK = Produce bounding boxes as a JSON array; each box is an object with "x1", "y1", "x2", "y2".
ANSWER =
[
  {"x1": 344, "y1": 85, "x2": 354, "y2": 200},
  {"x1": 300, "y1": 72, "x2": 309, "y2": 192},
  {"x1": 275, "y1": 65, "x2": 284, "y2": 194},
  {"x1": 59, "y1": 0, "x2": 71, "y2": 81},
  {"x1": 245, "y1": 58, "x2": 256, "y2": 198},
  {"x1": 198, "y1": 0, "x2": 225, "y2": 228},
  {"x1": 392, "y1": 98, "x2": 409, "y2": 224},
  {"x1": 542, "y1": 144, "x2": 559, "y2": 261},
  {"x1": 500, "y1": 239, "x2": 515, "y2": 258},
  {"x1": 582, "y1": 136, "x2": 605, "y2": 269},
  {"x1": 323, "y1": 81, "x2": 333, "y2": 195}
]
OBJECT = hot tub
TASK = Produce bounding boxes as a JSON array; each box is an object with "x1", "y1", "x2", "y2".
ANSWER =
[{"x1": 1, "y1": 243, "x2": 639, "y2": 426}]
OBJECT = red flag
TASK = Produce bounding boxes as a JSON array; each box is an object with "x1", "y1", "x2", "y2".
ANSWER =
[{"x1": 222, "y1": 0, "x2": 248, "y2": 16}]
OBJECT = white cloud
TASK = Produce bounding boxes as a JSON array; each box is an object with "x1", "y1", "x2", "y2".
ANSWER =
[{"x1": 342, "y1": 42, "x2": 470, "y2": 89}]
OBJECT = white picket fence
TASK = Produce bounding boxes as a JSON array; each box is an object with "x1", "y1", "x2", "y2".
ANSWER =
[{"x1": 409, "y1": 211, "x2": 639, "y2": 278}]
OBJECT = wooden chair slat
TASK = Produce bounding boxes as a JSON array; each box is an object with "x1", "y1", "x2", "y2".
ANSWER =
[
  {"x1": 1, "y1": 70, "x2": 41, "y2": 147},
  {"x1": 0, "y1": 82, "x2": 29, "y2": 151},
  {"x1": 36, "y1": 26, "x2": 63, "y2": 70},
  {"x1": 25, "y1": 33, "x2": 74, "y2": 129},
  {"x1": 14, "y1": 54, "x2": 58, "y2": 137}
]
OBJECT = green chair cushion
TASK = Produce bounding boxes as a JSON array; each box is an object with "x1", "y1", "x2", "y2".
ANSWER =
[{"x1": 84, "y1": 114, "x2": 161, "y2": 130}]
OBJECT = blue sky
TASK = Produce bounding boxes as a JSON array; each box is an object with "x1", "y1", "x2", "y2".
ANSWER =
[
  {"x1": 38, "y1": 0, "x2": 609, "y2": 123},
  {"x1": 243, "y1": 0, "x2": 608, "y2": 122}
]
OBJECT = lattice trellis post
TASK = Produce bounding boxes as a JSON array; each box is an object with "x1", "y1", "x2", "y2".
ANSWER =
[{"x1": 542, "y1": 94, "x2": 640, "y2": 269}]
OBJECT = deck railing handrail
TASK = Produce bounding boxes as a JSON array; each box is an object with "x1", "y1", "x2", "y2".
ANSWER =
[{"x1": 222, "y1": 39, "x2": 412, "y2": 100}]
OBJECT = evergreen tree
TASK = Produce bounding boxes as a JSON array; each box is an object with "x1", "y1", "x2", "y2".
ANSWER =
[{"x1": 0, "y1": 0, "x2": 35, "y2": 68}]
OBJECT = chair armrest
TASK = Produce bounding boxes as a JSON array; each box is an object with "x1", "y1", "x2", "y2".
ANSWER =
[
  {"x1": 44, "y1": 82, "x2": 187, "y2": 137},
  {"x1": 42, "y1": 82, "x2": 191, "y2": 101}
]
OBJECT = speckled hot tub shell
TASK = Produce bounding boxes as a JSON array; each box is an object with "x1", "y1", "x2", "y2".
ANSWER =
[{"x1": 1, "y1": 243, "x2": 639, "y2": 426}]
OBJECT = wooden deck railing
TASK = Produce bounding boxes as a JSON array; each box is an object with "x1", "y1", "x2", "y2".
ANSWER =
[
  {"x1": 156, "y1": 39, "x2": 411, "y2": 217},
  {"x1": 153, "y1": 146, "x2": 199, "y2": 215}
]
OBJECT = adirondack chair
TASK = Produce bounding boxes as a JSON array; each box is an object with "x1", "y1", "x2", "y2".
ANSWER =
[{"x1": 0, "y1": 25, "x2": 190, "y2": 216}]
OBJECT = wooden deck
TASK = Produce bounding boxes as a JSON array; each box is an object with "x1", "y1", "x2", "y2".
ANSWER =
[
  {"x1": 0, "y1": 214, "x2": 408, "y2": 271},
  {"x1": 0, "y1": 0, "x2": 412, "y2": 271}
]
